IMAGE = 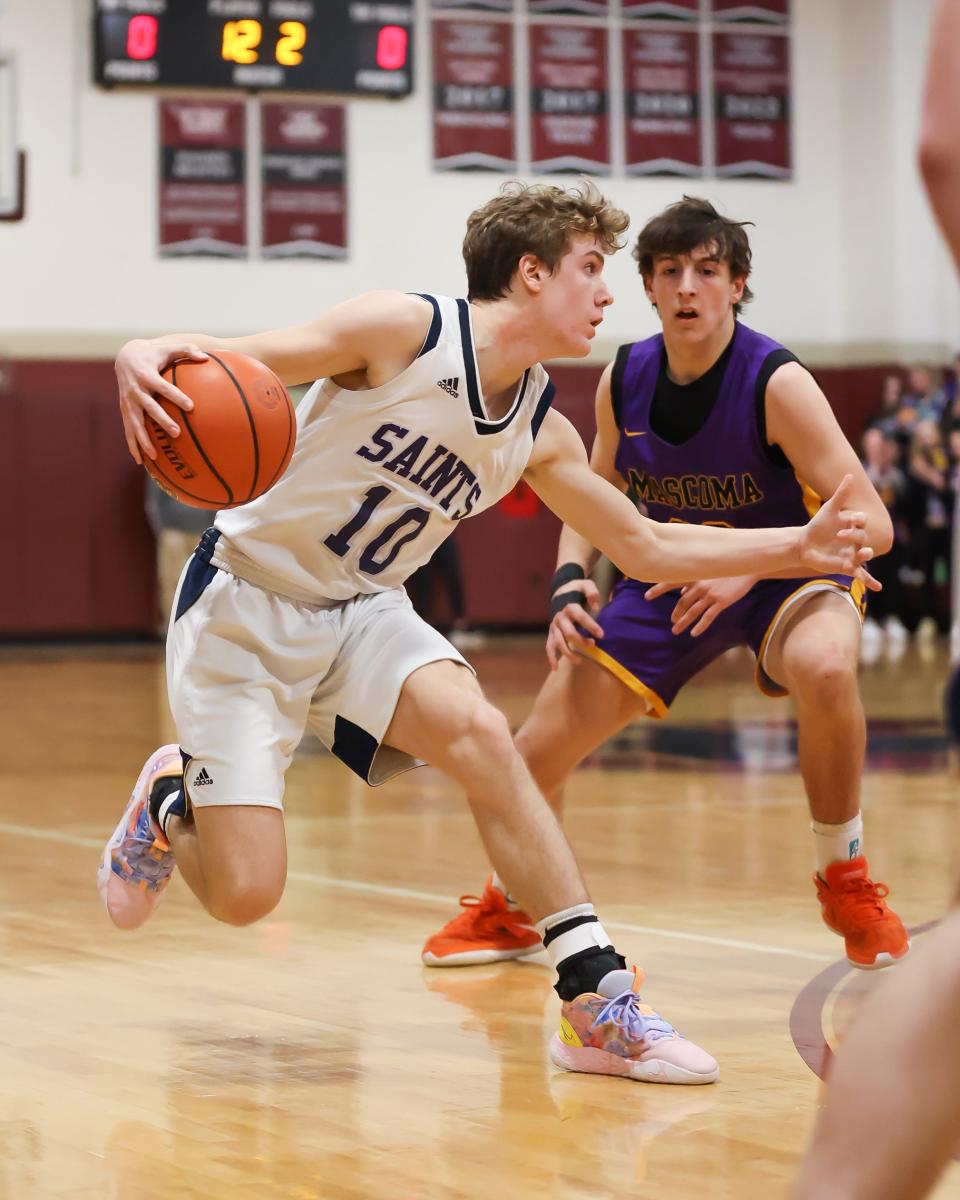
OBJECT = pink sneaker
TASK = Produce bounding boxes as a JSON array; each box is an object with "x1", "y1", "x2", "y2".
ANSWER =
[
  {"x1": 550, "y1": 966, "x2": 719, "y2": 1086},
  {"x1": 97, "y1": 744, "x2": 181, "y2": 930}
]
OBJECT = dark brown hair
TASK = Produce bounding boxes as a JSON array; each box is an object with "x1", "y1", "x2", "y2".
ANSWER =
[
  {"x1": 633, "y1": 196, "x2": 754, "y2": 313},
  {"x1": 463, "y1": 181, "x2": 629, "y2": 302}
]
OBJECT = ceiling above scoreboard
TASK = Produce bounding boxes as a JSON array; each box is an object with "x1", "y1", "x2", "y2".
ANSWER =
[{"x1": 93, "y1": 0, "x2": 414, "y2": 98}]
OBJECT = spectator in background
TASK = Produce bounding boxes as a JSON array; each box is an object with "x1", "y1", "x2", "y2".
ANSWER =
[
  {"x1": 145, "y1": 479, "x2": 215, "y2": 635},
  {"x1": 872, "y1": 373, "x2": 906, "y2": 444},
  {"x1": 859, "y1": 426, "x2": 910, "y2": 662},
  {"x1": 902, "y1": 364, "x2": 947, "y2": 426},
  {"x1": 946, "y1": 422, "x2": 960, "y2": 481},
  {"x1": 905, "y1": 417, "x2": 953, "y2": 634},
  {"x1": 942, "y1": 349, "x2": 960, "y2": 408},
  {"x1": 406, "y1": 535, "x2": 484, "y2": 650},
  {"x1": 870, "y1": 371, "x2": 930, "y2": 465},
  {"x1": 938, "y1": 352, "x2": 960, "y2": 436}
]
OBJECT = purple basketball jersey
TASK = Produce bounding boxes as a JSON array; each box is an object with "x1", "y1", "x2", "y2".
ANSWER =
[
  {"x1": 613, "y1": 322, "x2": 816, "y2": 532},
  {"x1": 583, "y1": 321, "x2": 861, "y2": 711}
]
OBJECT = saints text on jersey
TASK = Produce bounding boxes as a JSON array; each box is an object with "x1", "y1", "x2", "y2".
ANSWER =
[{"x1": 355, "y1": 423, "x2": 482, "y2": 520}]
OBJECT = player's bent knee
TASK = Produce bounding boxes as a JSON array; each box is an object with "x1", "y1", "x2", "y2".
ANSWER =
[
  {"x1": 467, "y1": 700, "x2": 514, "y2": 757},
  {"x1": 199, "y1": 855, "x2": 282, "y2": 926},
  {"x1": 191, "y1": 802, "x2": 286, "y2": 925},
  {"x1": 206, "y1": 873, "x2": 284, "y2": 927},
  {"x1": 441, "y1": 698, "x2": 515, "y2": 779},
  {"x1": 514, "y1": 722, "x2": 540, "y2": 763},
  {"x1": 792, "y1": 654, "x2": 858, "y2": 709},
  {"x1": 516, "y1": 729, "x2": 565, "y2": 793}
]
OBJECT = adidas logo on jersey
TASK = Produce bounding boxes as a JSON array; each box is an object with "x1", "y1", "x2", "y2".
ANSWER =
[
  {"x1": 436, "y1": 376, "x2": 459, "y2": 397},
  {"x1": 193, "y1": 767, "x2": 214, "y2": 786}
]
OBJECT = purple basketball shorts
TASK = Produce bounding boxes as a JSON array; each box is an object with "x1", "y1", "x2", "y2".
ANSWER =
[{"x1": 579, "y1": 574, "x2": 866, "y2": 716}]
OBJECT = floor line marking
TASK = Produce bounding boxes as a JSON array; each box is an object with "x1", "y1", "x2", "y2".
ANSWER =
[
  {"x1": 283, "y1": 872, "x2": 835, "y2": 961},
  {"x1": 0, "y1": 823, "x2": 104, "y2": 850},
  {"x1": 0, "y1": 822, "x2": 834, "y2": 964}
]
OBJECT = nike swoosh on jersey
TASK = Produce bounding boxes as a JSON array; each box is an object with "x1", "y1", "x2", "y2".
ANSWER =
[{"x1": 623, "y1": 429, "x2": 647, "y2": 437}]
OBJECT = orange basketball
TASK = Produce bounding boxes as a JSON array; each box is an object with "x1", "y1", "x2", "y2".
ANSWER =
[{"x1": 144, "y1": 351, "x2": 296, "y2": 509}]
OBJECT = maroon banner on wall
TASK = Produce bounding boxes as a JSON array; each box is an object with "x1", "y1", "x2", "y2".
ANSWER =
[
  {"x1": 713, "y1": 31, "x2": 791, "y2": 178},
  {"x1": 158, "y1": 99, "x2": 246, "y2": 257},
  {"x1": 431, "y1": 0, "x2": 513, "y2": 9},
  {"x1": 623, "y1": 27, "x2": 701, "y2": 175},
  {"x1": 622, "y1": 0, "x2": 698, "y2": 20},
  {"x1": 710, "y1": 0, "x2": 789, "y2": 22},
  {"x1": 261, "y1": 102, "x2": 346, "y2": 259},
  {"x1": 433, "y1": 19, "x2": 515, "y2": 171},
  {"x1": 528, "y1": 0, "x2": 609, "y2": 18},
  {"x1": 529, "y1": 24, "x2": 609, "y2": 174}
]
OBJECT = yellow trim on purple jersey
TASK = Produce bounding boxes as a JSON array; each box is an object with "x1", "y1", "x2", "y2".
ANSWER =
[
  {"x1": 754, "y1": 577, "x2": 867, "y2": 697},
  {"x1": 794, "y1": 474, "x2": 822, "y2": 520},
  {"x1": 578, "y1": 643, "x2": 669, "y2": 718}
]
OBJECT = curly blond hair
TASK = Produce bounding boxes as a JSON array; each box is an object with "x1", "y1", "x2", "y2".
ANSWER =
[{"x1": 463, "y1": 181, "x2": 629, "y2": 302}]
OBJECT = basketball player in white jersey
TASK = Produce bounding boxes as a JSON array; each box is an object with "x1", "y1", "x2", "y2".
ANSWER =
[
  {"x1": 105, "y1": 182, "x2": 873, "y2": 1087},
  {"x1": 795, "y1": 2, "x2": 960, "y2": 1193}
]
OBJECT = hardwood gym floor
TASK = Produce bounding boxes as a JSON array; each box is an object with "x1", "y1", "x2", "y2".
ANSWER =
[{"x1": 0, "y1": 636, "x2": 956, "y2": 1199}]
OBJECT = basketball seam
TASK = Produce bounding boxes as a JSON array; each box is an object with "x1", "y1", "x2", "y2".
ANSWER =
[
  {"x1": 207, "y1": 351, "x2": 260, "y2": 504},
  {"x1": 262, "y1": 365, "x2": 295, "y2": 492},
  {"x1": 166, "y1": 360, "x2": 236, "y2": 506},
  {"x1": 146, "y1": 452, "x2": 230, "y2": 507},
  {"x1": 146, "y1": 400, "x2": 226, "y2": 505}
]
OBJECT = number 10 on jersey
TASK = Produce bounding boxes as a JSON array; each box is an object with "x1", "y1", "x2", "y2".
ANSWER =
[{"x1": 323, "y1": 486, "x2": 431, "y2": 577}]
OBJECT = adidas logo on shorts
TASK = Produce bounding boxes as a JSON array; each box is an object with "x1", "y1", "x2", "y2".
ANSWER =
[
  {"x1": 193, "y1": 767, "x2": 214, "y2": 786},
  {"x1": 436, "y1": 376, "x2": 459, "y2": 397}
]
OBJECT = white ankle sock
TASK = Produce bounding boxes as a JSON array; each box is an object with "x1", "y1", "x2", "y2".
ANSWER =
[
  {"x1": 811, "y1": 813, "x2": 863, "y2": 876},
  {"x1": 157, "y1": 789, "x2": 183, "y2": 838},
  {"x1": 536, "y1": 903, "x2": 614, "y2": 970}
]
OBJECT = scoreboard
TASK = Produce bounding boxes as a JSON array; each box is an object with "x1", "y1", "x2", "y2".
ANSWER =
[{"x1": 93, "y1": 0, "x2": 414, "y2": 98}]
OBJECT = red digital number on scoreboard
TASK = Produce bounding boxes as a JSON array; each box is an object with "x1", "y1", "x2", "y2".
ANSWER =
[
  {"x1": 127, "y1": 14, "x2": 159, "y2": 61},
  {"x1": 376, "y1": 25, "x2": 408, "y2": 71}
]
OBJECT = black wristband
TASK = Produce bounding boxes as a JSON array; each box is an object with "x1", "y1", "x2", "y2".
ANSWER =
[
  {"x1": 550, "y1": 589, "x2": 586, "y2": 617},
  {"x1": 550, "y1": 562, "x2": 587, "y2": 595}
]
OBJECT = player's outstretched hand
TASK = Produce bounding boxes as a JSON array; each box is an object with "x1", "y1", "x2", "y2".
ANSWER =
[
  {"x1": 116, "y1": 339, "x2": 208, "y2": 464},
  {"x1": 799, "y1": 474, "x2": 874, "y2": 576},
  {"x1": 646, "y1": 574, "x2": 757, "y2": 637},
  {"x1": 546, "y1": 578, "x2": 604, "y2": 670},
  {"x1": 852, "y1": 563, "x2": 883, "y2": 593}
]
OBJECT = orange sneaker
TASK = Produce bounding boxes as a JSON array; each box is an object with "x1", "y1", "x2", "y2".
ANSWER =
[
  {"x1": 421, "y1": 877, "x2": 543, "y2": 966},
  {"x1": 815, "y1": 856, "x2": 910, "y2": 969}
]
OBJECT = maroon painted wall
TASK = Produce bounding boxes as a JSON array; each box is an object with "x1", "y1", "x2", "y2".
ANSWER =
[
  {"x1": 454, "y1": 364, "x2": 600, "y2": 625},
  {"x1": 0, "y1": 357, "x2": 892, "y2": 635},
  {"x1": 0, "y1": 361, "x2": 158, "y2": 636}
]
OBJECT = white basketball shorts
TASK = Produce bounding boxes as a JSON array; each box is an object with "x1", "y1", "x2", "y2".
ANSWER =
[{"x1": 166, "y1": 529, "x2": 471, "y2": 809}]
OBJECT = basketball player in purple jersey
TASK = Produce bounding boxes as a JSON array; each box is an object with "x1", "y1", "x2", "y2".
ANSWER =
[
  {"x1": 423, "y1": 197, "x2": 909, "y2": 982},
  {"x1": 795, "y1": 3, "x2": 960, "y2": 1195}
]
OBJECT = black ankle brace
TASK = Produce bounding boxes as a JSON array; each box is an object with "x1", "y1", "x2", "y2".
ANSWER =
[
  {"x1": 148, "y1": 775, "x2": 186, "y2": 836},
  {"x1": 555, "y1": 947, "x2": 627, "y2": 1001}
]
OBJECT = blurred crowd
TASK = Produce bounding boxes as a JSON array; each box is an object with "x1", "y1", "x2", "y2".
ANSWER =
[{"x1": 859, "y1": 354, "x2": 960, "y2": 662}]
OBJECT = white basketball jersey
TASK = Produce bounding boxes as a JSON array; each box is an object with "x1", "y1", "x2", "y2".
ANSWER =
[{"x1": 212, "y1": 294, "x2": 555, "y2": 602}]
